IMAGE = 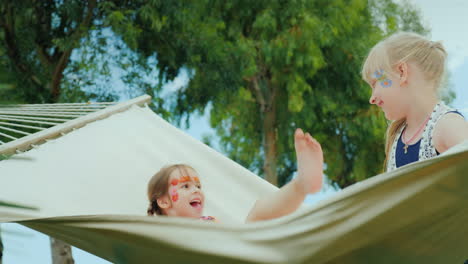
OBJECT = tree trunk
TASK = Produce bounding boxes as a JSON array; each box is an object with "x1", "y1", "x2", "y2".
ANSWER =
[
  {"x1": 50, "y1": 237, "x2": 74, "y2": 264},
  {"x1": 50, "y1": 49, "x2": 73, "y2": 102},
  {"x1": 262, "y1": 102, "x2": 278, "y2": 186}
]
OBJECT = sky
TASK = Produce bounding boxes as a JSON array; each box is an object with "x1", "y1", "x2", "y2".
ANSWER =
[
  {"x1": 2, "y1": 1, "x2": 468, "y2": 263},
  {"x1": 409, "y1": 0, "x2": 468, "y2": 113}
]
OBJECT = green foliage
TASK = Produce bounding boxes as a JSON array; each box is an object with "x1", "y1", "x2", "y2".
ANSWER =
[
  {"x1": 0, "y1": 0, "x2": 431, "y2": 187},
  {"x1": 0, "y1": 0, "x2": 166, "y2": 108},
  {"x1": 108, "y1": 0, "x2": 429, "y2": 187},
  {"x1": 0, "y1": 154, "x2": 12, "y2": 161},
  {"x1": 0, "y1": 0, "x2": 100, "y2": 103}
]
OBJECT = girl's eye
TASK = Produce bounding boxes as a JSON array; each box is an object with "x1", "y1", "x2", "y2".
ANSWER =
[
  {"x1": 183, "y1": 184, "x2": 189, "y2": 189},
  {"x1": 197, "y1": 184, "x2": 202, "y2": 189}
]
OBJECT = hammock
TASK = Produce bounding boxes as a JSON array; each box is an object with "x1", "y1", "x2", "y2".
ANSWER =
[{"x1": 1, "y1": 98, "x2": 467, "y2": 263}]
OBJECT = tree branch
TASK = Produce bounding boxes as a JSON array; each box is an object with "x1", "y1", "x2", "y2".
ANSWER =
[
  {"x1": 51, "y1": 49, "x2": 72, "y2": 100},
  {"x1": 50, "y1": 0, "x2": 97, "y2": 100},
  {"x1": 71, "y1": 0, "x2": 97, "y2": 42},
  {"x1": 35, "y1": 44, "x2": 53, "y2": 67},
  {"x1": 51, "y1": 2, "x2": 70, "y2": 61},
  {"x1": 247, "y1": 76, "x2": 267, "y2": 112},
  {"x1": 1, "y1": 3, "x2": 44, "y2": 88},
  {"x1": 34, "y1": 0, "x2": 54, "y2": 67},
  {"x1": 266, "y1": 70, "x2": 277, "y2": 112}
]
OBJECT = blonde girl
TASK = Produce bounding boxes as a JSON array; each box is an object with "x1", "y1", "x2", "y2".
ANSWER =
[{"x1": 362, "y1": 32, "x2": 468, "y2": 171}]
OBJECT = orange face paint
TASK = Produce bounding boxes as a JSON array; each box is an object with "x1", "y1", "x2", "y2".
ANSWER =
[
  {"x1": 169, "y1": 175, "x2": 200, "y2": 203},
  {"x1": 176, "y1": 175, "x2": 200, "y2": 183},
  {"x1": 170, "y1": 188, "x2": 178, "y2": 202},
  {"x1": 382, "y1": 80, "x2": 391, "y2": 87},
  {"x1": 179, "y1": 176, "x2": 191, "y2": 183}
]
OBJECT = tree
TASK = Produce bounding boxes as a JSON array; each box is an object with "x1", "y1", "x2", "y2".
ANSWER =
[
  {"x1": 0, "y1": 0, "x2": 104, "y2": 103},
  {"x1": 0, "y1": 1, "x2": 101, "y2": 262},
  {"x1": 110, "y1": 0, "x2": 428, "y2": 187},
  {"x1": 0, "y1": 1, "x2": 167, "y2": 261}
]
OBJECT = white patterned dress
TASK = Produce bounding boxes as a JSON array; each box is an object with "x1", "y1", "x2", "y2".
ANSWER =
[{"x1": 386, "y1": 102, "x2": 463, "y2": 172}]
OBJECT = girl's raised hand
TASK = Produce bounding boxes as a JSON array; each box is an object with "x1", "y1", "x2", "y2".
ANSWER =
[{"x1": 294, "y1": 128, "x2": 323, "y2": 194}]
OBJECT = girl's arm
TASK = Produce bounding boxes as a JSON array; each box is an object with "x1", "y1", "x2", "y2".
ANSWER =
[
  {"x1": 245, "y1": 178, "x2": 311, "y2": 222},
  {"x1": 434, "y1": 113, "x2": 468, "y2": 153},
  {"x1": 245, "y1": 129, "x2": 323, "y2": 222}
]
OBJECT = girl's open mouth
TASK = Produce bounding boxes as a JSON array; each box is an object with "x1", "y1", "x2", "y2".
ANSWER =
[{"x1": 190, "y1": 199, "x2": 202, "y2": 209}]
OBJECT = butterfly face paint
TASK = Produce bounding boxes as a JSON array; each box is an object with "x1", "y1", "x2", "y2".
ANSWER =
[{"x1": 373, "y1": 69, "x2": 392, "y2": 88}]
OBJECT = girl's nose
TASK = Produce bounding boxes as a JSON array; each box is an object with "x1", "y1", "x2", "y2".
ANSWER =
[{"x1": 369, "y1": 94, "x2": 378, "y2": 105}]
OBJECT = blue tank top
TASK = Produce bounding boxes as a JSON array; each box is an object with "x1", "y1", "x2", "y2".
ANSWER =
[
  {"x1": 395, "y1": 134, "x2": 421, "y2": 168},
  {"x1": 394, "y1": 110, "x2": 464, "y2": 168}
]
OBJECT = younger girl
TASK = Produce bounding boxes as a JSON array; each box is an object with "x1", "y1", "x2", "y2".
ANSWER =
[
  {"x1": 146, "y1": 129, "x2": 323, "y2": 222},
  {"x1": 362, "y1": 32, "x2": 468, "y2": 171}
]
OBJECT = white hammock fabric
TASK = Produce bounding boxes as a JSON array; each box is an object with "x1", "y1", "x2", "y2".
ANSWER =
[{"x1": 1, "y1": 105, "x2": 467, "y2": 263}]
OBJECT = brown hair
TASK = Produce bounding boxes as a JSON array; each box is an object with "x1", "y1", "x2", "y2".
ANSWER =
[
  {"x1": 361, "y1": 32, "x2": 447, "y2": 169},
  {"x1": 147, "y1": 164, "x2": 195, "y2": 216}
]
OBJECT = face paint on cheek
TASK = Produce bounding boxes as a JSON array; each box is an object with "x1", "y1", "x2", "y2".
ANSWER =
[
  {"x1": 373, "y1": 69, "x2": 392, "y2": 88},
  {"x1": 381, "y1": 79, "x2": 392, "y2": 88},
  {"x1": 170, "y1": 188, "x2": 179, "y2": 202},
  {"x1": 373, "y1": 69, "x2": 384, "y2": 79}
]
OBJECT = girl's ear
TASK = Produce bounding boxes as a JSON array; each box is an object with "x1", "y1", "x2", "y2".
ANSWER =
[
  {"x1": 157, "y1": 195, "x2": 171, "y2": 209},
  {"x1": 398, "y1": 62, "x2": 409, "y2": 87}
]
